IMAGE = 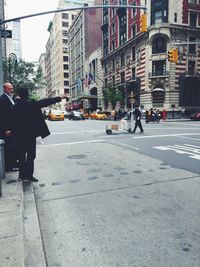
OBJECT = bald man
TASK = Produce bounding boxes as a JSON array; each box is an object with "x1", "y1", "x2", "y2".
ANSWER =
[{"x1": 0, "y1": 83, "x2": 18, "y2": 171}]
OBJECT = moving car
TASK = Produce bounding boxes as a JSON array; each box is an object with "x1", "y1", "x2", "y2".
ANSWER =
[
  {"x1": 48, "y1": 110, "x2": 64, "y2": 121},
  {"x1": 190, "y1": 113, "x2": 200, "y2": 121},
  {"x1": 68, "y1": 111, "x2": 85, "y2": 120},
  {"x1": 90, "y1": 111, "x2": 107, "y2": 120}
]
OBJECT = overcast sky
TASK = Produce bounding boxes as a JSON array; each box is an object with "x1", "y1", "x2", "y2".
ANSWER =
[{"x1": 5, "y1": 0, "x2": 59, "y2": 62}]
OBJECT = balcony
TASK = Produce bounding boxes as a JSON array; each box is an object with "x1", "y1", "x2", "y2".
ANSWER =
[{"x1": 149, "y1": 71, "x2": 169, "y2": 78}]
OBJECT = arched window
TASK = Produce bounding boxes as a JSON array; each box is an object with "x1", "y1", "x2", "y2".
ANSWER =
[
  {"x1": 152, "y1": 37, "x2": 166, "y2": 54},
  {"x1": 152, "y1": 87, "x2": 165, "y2": 107}
]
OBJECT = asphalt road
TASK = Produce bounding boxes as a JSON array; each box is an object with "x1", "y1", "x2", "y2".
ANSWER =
[{"x1": 33, "y1": 119, "x2": 200, "y2": 267}]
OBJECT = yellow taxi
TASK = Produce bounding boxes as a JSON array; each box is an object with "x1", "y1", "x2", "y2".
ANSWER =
[{"x1": 48, "y1": 110, "x2": 64, "y2": 121}]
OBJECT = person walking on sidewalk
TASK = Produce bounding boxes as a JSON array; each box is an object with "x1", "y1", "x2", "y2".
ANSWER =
[
  {"x1": 12, "y1": 87, "x2": 68, "y2": 183},
  {"x1": 132, "y1": 106, "x2": 144, "y2": 134},
  {"x1": 0, "y1": 82, "x2": 18, "y2": 171}
]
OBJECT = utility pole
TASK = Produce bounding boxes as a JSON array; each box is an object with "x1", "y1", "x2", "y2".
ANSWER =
[{"x1": 0, "y1": 4, "x2": 147, "y2": 95}]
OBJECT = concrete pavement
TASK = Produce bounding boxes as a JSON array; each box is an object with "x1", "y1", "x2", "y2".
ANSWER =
[{"x1": 0, "y1": 172, "x2": 46, "y2": 267}]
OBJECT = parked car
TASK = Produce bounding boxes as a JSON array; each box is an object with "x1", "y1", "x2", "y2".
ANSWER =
[
  {"x1": 190, "y1": 113, "x2": 200, "y2": 121},
  {"x1": 68, "y1": 111, "x2": 85, "y2": 120},
  {"x1": 48, "y1": 110, "x2": 64, "y2": 121}
]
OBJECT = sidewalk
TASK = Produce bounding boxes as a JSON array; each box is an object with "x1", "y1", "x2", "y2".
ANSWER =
[{"x1": 0, "y1": 172, "x2": 46, "y2": 267}]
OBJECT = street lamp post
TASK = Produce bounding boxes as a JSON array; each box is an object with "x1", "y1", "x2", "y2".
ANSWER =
[{"x1": 8, "y1": 53, "x2": 17, "y2": 83}]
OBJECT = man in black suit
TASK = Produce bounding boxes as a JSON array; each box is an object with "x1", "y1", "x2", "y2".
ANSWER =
[
  {"x1": 12, "y1": 87, "x2": 67, "y2": 182},
  {"x1": 0, "y1": 83, "x2": 18, "y2": 171},
  {"x1": 132, "y1": 106, "x2": 144, "y2": 134}
]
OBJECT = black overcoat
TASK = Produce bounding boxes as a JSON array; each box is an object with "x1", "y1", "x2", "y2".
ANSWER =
[{"x1": 12, "y1": 97, "x2": 62, "y2": 140}]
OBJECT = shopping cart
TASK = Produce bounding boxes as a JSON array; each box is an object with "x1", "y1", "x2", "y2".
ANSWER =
[{"x1": 106, "y1": 112, "x2": 135, "y2": 134}]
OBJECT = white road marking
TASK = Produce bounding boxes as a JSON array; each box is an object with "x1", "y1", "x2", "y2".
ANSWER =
[
  {"x1": 154, "y1": 144, "x2": 200, "y2": 160},
  {"x1": 110, "y1": 140, "x2": 139, "y2": 151},
  {"x1": 37, "y1": 139, "x2": 106, "y2": 148},
  {"x1": 133, "y1": 133, "x2": 200, "y2": 139}
]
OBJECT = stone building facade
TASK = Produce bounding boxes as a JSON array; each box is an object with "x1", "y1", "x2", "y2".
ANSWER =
[{"x1": 101, "y1": 0, "x2": 200, "y2": 114}]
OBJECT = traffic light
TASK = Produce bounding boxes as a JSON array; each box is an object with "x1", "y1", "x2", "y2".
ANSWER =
[
  {"x1": 168, "y1": 48, "x2": 179, "y2": 63},
  {"x1": 168, "y1": 49, "x2": 174, "y2": 62},
  {"x1": 173, "y1": 48, "x2": 178, "y2": 63},
  {"x1": 140, "y1": 13, "x2": 147, "y2": 33}
]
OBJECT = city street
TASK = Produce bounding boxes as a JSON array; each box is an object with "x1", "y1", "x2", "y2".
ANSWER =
[{"x1": 30, "y1": 119, "x2": 200, "y2": 267}]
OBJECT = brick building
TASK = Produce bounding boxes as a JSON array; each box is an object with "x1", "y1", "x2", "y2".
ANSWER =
[{"x1": 101, "y1": 0, "x2": 200, "y2": 115}]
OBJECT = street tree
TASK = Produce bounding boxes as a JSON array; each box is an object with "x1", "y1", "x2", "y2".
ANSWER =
[
  {"x1": 103, "y1": 83, "x2": 123, "y2": 109},
  {"x1": 2, "y1": 58, "x2": 46, "y2": 97}
]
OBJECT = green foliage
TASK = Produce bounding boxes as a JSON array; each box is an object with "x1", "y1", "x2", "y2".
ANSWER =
[
  {"x1": 3, "y1": 58, "x2": 46, "y2": 96},
  {"x1": 103, "y1": 83, "x2": 123, "y2": 109}
]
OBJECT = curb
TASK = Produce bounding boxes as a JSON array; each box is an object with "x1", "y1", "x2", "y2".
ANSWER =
[{"x1": 22, "y1": 182, "x2": 46, "y2": 267}]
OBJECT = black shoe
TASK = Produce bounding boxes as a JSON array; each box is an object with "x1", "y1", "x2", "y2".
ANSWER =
[
  {"x1": 29, "y1": 177, "x2": 39, "y2": 182},
  {"x1": 140, "y1": 131, "x2": 144, "y2": 133}
]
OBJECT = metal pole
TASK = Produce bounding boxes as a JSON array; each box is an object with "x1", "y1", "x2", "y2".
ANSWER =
[
  {"x1": 0, "y1": 21, "x2": 3, "y2": 95},
  {"x1": 0, "y1": 139, "x2": 5, "y2": 197}
]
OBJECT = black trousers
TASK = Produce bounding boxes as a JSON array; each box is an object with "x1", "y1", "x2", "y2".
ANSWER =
[
  {"x1": 133, "y1": 119, "x2": 143, "y2": 133},
  {"x1": 17, "y1": 138, "x2": 36, "y2": 178}
]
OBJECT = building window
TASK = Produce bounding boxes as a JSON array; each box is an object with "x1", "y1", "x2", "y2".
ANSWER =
[
  {"x1": 132, "y1": 46, "x2": 136, "y2": 61},
  {"x1": 112, "y1": 58, "x2": 115, "y2": 71},
  {"x1": 152, "y1": 89, "x2": 165, "y2": 106},
  {"x1": 62, "y1": 13, "x2": 68, "y2": 20},
  {"x1": 72, "y1": 14, "x2": 76, "y2": 20},
  {"x1": 152, "y1": 60, "x2": 166, "y2": 76},
  {"x1": 64, "y1": 81, "x2": 69, "y2": 86},
  {"x1": 64, "y1": 73, "x2": 69, "y2": 78},
  {"x1": 63, "y1": 56, "x2": 68, "y2": 61},
  {"x1": 63, "y1": 39, "x2": 68, "y2": 45},
  {"x1": 105, "y1": 62, "x2": 108, "y2": 74},
  {"x1": 174, "y1": 13, "x2": 177, "y2": 22},
  {"x1": 121, "y1": 52, "x2": 125, "y2": 67},
  {"x1": 189, "y1": 13, "x2": 197, "y2": 26},
  {"x1": 111, "y1": 23, "x2": 116, "y2": 34},
  {"x1": 151, "y1": 0, "x2": 168, "y2": 25},
  {"x1": 64, "y1": 64, "x2": 69, "y2": 70},
  {"x1": 131, "y1": 2, "x2": 136, "y2": 17},
  {"x1": 132, "y1": 24, "x2": 136, "y2": 37},
  {"x1": 189, "y1": 0, "x2": 197, "y2": 3},
  {"x1": 132, "y1": 67, "x2": 136, "y2": 80},
  {"x1": 119, "y1": 15, "x2": 127, "y2": 45},
  {"x1": 152, "y1": 37, "x2": 167, "y2": 54},
  {"x1": 119, "y1": 0, "x2": 127, "y2": 4},
  {"x1": 120, "y1": 72, "x2": 125, "y2": 84},
  {"x1": 155, "y1": 10, "x2": 162, "y2": 23},
  {"x1": 112, "y1": 76, "x2": 115, "y2": 84},
  {"x1": 62, "y1": 22, "x2": 69, "y2": 27},
  {"x1": 112, "y1": 40, "x2": 115, "y2": 51},
  {"x1": 189, "y1": 37, "x2": 196, "y2": 54},
  {"x1": 63, "y1": 31, "x2": 68, "y2": 37},
  {"x1": 63, "y1": 47, "x2": 68, "y2": 53},
  {"x1": 188, "y1": 61, "x2": 195, "y2": 74}
]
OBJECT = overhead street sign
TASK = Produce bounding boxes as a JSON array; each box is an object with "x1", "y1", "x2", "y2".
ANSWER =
[{"x1": 1, "y1": 30, "x2": 12, "y2": 38}]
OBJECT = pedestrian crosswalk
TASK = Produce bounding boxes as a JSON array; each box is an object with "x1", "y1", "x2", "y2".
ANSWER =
[{"x1": 154, "y1": 144, "x2": 200, "y2": 160}]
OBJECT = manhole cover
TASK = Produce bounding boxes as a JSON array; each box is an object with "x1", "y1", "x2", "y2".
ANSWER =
[{"x1": 67, "y1": 154, "x2": 87, "y2": 159}]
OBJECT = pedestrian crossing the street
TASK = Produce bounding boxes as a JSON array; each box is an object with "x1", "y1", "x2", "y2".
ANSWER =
[{"x1": 154, "y1": 144, "x2": 200, "y2": 160}]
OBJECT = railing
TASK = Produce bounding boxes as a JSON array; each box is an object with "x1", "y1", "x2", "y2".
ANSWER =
[{"x1": 149, "y1": 71, "x2": 169, "y2": 77}]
